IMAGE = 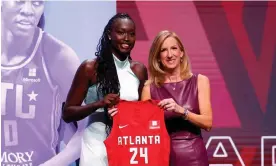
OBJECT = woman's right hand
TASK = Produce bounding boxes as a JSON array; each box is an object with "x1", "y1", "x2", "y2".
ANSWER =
[
  {"x1": 101, "y1": 93, "x2": 120, "y2": 108},
  {"x1": 99, "y1": 93, "x2": 119, "y2": 119}
]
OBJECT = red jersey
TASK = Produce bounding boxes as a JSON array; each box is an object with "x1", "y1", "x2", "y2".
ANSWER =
[{"x1": 104, "y1": 100, "x2": 170, "y2": 166}]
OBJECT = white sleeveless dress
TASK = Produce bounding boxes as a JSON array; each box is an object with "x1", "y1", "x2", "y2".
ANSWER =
[{"x1": 79, "y1": 55, "x2": 140, "y2": 166}]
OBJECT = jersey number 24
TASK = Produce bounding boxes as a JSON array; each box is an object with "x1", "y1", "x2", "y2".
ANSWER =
[{"x1": 129, "y1": 147, "x2": 148, "y2": 164}]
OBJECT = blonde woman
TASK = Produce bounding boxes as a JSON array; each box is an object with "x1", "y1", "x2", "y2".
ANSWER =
[{"x1": 141, "y1": 30, "x2": 212, "y2": 166}]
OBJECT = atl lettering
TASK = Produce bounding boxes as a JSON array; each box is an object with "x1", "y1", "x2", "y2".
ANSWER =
[{"x1": 1, "y1": 82, "x2": 36, "y2": 146}]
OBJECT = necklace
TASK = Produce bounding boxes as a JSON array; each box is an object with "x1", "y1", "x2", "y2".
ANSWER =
[{"x1": 169, "y1": 76, "x2": 178, "y2": 91}]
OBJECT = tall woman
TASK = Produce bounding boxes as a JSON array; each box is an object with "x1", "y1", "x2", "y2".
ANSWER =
[{"x1": 62, "y1": 13, "x2": 148, "y2": 166}]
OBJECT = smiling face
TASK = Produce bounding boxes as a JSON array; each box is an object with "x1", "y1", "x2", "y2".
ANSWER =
[
  {"x1": 109, "y1": 18, "x2": 136, "y2": 58},
  {"x1": 2, "y1": 0, "x2": 45, "y2": 37},
  {"x1": 148, "y1": 30, "x2": 192, "y2": 85},
  {"x1": 159, "y1": 36, "x2": 184, "y2": 72}
]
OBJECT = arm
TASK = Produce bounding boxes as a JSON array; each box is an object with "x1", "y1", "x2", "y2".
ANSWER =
[
  {"x1": 178, "y1": 74, "x2": 213, "y2": 131},
  {"x1": 141, "y1": 81, "x2": 152, "y2": 101},
  {"x1": 62, "y1": 60, "x2": 105, "y2": 122}
]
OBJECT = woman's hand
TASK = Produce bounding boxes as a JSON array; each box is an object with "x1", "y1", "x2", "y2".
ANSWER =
[
  {"x1": 108, "y1": 106, "x2": 118, "y2": 119},
  {"x1": 100, "y1": 93, "x2": 120, "y2": 108},
  {"x1": 158, "y1": 98, "x2": 183, "y2": 114}
]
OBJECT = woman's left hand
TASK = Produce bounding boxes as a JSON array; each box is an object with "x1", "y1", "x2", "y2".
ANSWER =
[
  {"x1": 108, "y1": 106, "x2": 118, "y2": 119},
  {"x1": 158, "y1": 98, "x2": 182, "y2": 114}
]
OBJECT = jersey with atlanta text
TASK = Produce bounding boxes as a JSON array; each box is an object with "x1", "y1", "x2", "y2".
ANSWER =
[{"x1": 104, "y1": 100, "x2": 170, "y2": 166}]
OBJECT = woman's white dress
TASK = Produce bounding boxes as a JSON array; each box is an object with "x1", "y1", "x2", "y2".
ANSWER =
[{"x1": 79, "y1": 55, "x2": 140, "y2": 166}]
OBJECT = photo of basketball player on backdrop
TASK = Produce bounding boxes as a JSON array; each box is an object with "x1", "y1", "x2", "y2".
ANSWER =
[{"x1": 1, "y1": 1, "x2": 82, "y2": 165}]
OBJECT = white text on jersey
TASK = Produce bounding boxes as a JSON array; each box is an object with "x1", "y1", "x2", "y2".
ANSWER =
[
  {"x1": 1, "y1": 151, "x2": 34, "y2": 165},
  {"x1": 118, "y1": 135, "x2": 161, "y2": 145},
  {"x1": 22, "y1": 77, "x2": 41, "y2": 83}
]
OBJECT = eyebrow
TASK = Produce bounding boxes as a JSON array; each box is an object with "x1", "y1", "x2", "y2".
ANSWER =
[
  {"x1": 161, "y1": 45, "x2": 177, "y2": 48},
  {"x1": 116, "y1": 27, "x2": 135, "y2": 31}
]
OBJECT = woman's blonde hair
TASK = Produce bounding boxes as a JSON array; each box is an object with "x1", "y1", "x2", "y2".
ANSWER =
[{"x1": 148, "y1": 30, "x2": 192, "y2": 86}]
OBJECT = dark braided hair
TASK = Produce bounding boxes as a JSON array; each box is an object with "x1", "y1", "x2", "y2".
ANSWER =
[{"x1": 95, "y1": 13, "x2": 135, "y2": 135}]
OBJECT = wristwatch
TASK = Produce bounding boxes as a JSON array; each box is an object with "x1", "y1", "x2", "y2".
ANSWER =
[{"x1": 183, "y1": 107, "x2": 189, "y2": 120}]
